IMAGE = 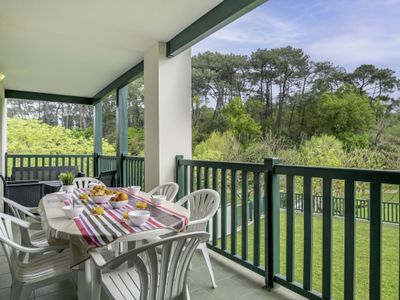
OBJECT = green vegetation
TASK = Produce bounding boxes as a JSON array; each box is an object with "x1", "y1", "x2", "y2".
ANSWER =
[
  {"x1": 223, "y1": 213, "x2": 399, "y2": 300},
  {"x1": 7, "y1": 118, "x2": 115, "y2": 155}
]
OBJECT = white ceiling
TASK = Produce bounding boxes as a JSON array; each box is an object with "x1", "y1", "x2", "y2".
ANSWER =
[{"x1": 0, "y1": 0, "x2": 222, "y2": 97}]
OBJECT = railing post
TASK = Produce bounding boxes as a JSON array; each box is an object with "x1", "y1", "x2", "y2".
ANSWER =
[
  {"x1": 264, "y1": 158, "x2": 280, "y2": 289},
  {"x1": 93, "y1": 153, "x2": 99, "y2": 177},
  {"x1": 175, "y1": 155, "x2": 184, "y2": 200},
  {"x1": 4, "y1": 152, "x2": 8, "y2": 179}
]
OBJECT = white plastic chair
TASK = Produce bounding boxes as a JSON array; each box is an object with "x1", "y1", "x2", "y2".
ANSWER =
[
  {"x1": 73, "y1": 177, "x2": 104, "y2": 189},
  {"x1": 90, "y1": 232, "x2": 209, "y2": 300},
  {"x1": 176, "y1": 189, "x2": 220, "y2": 288},
  {"x1": 1, "y1": 197, "x2": 48, "y2": 253},
  {"x1": 148, "y1": 182, "x2": 179, "y2": 202},
  {"x1": 0, "y1": 213, "x2": 76, "y2": 300}
]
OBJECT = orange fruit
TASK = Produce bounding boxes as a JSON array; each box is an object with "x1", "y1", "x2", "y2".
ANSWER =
[
  {"x1": 135, "y1": 202, "x2": 147, "y2": 209},
  {"x1": 79, "y1": 194, "x2": 89, "y2": 200},
  {"x1": 92, "y1": 206, "x2": 105, "y2": 215},
  {"x1": 118, "y1": 193, "x2": 129, "y2": 201}
]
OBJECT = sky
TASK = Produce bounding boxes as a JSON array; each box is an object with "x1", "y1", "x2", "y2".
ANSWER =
[{"x1": 193, "y1": 0, "x2": 400, "y2": 76}]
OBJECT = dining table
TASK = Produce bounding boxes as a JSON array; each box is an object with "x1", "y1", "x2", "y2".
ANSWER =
[{"x1": 38, "y1": 187, "x2": 190, "y2": 300}]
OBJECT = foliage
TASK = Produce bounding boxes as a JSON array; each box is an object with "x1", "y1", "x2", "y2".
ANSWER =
[
  {"x1": 193, "y1": 131, "x2": 242, "y2": 161},
  {"x1": 59, "y1": 172, "x2": 75, "y2": 185},
  {"x1": 127, "y1": 127, "x2": 144, "y2": 156},
  {"x1": 313, "y1": 85, "x2": 375, "y2": 149},
  {"x1": 7, "y1": 118, "x2": 115, "y2": 155},
  {"x1": 222, "y1": 97, "x2": 261, "y2": 147},
  {"x1": 300, "y1": 135, "x2": 345, "y2": 167}
]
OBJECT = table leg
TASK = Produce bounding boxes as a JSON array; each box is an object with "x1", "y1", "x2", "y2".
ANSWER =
[
  {"x1": 77, "y1": 260, "x2": 91, "y2": 300},
  {"x1": 91, "y1": 259, "x2": 102, "y2": 300}
]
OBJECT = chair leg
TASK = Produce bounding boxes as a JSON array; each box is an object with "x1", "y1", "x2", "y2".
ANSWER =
[{"x1": 199, "y1": 243, "x2": 217, "y2": 288}]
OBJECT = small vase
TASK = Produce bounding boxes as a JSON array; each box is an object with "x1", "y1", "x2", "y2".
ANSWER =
[{"x1": 62, "y1": 185, "x2": 74, "y2": 193}]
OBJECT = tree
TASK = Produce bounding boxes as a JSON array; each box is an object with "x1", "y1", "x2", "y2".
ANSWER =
[
  {"x1": 222, "y1": 97, "x2": 261, "y2": 147},
  {"x1": 313, "y1": 85, "x2": 375, "y2": 148},
  {"x1": 192, "y1": 52, "x2": 249, "y2": 115}
]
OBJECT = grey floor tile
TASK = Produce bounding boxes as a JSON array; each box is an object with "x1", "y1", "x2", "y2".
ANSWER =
[
  {"x1": 0, "y1": 273, "x2": 11, "y2": 289},
  {"x1": 0, "y1": 262, "x2": 10, "y2": 275},
  {"x1": 190, "y1": 288, "x2": 219, "y2": 300},
  {"x1": 35, "y1": 289, "x2": 77, "y2": 300},
  {"x1": 34, "y1": 280, "x2": 76, "y2": 297},
  {"x1": 0, "y1": 287, "x2": 11, "y2": 299}
]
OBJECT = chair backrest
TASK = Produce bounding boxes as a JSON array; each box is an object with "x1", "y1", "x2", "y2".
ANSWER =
[
  {"x1": 176, "y1": 189, "x2": 220, "y2": 232},
  {"x1": 0, "y1": 213, "x2": 28, "y2": 278},
  {"x1": 104, "y1": 232, "x2": 209, "y2": 300},
  {"x1": 11, "y1": 165, "x2": 80, "y2": 181},
  {"x1": 1, "y1": 197, "x2": 38, "y2": 220},
  {"x1": 98, "y1": 170, "x2": 117, "y2": 187},
  {"x1": 148, "y1": 182, "x2": 179, "y2": 202},
  {"x1": 73, "y1": 177, "x2": 104, "y2": 189}
]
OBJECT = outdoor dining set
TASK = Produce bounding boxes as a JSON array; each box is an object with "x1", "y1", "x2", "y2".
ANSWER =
[{"x1": 0, "y1": 174, "x2": 221, "y2": 300}]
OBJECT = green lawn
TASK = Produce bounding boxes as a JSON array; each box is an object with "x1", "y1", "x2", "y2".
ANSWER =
[{"x1": 220, "y1": 212, "x2": 399, "y2": 300}]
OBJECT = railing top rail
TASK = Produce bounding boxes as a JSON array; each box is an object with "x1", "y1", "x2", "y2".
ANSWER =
[
  {"x1": 275, "y1": 164, "x2": 400, "y2": 184},
  {"x1": 178, "y1": 158, "x2": 264, "y2": 172},
  {"x1": 124, "y1": 156, "x2": 145, "y2": 161},
  {"x1": 6, "y1": 153, "x2": 93, "y2": 158},
  {"x1": 98, "y1": 155, "x2": 118, "y2": 159}
]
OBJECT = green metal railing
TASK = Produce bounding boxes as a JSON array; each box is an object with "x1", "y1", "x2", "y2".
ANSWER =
[
  {"x1": 5, "y1": 153, "x2": 145, "y2": 189},
  {"x1": 176, "y1": 156, "x2": 400, "y2": 300},
  {"x1": 5, "y1": 153, "x2": 95, "y2": 178},
  {"x1": 279, "y1": 193, "x2": 399, "y2": 224}
]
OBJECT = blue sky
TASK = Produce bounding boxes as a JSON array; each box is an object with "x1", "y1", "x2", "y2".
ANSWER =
[{"x1": 193, "y1": 0, "x2": 400, "y2": 76}]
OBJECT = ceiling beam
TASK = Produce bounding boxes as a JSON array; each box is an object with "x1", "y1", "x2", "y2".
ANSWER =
[
  {"x1": 166, "y1": 0, "x2": 267, "y2": 57},
  {"x1": 92, "y1": 61, "x2": 144, "y2": 104},
  {"x1": 5, "y1": 89, "x2": 93, "y2": 105}
]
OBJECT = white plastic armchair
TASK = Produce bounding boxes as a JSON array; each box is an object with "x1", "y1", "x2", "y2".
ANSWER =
[
  {"x1": 90, "y1": 232, "x2": 209, "y2": 300},
  {"x1": 73, "y1": 177, "x2": 104, "y2": 189},
  {"x1": 176, "y1": 189, "x2": 220, "y2": 288},
  {"x1": 148, "y1": 182, "x2": 179, "y2": 202},
  {"x1": 0, "y1": 213, "x2": 76, "y2": 300},
  {"x1": 1, "y1": 197, "x2": 47, "y2": 255}
]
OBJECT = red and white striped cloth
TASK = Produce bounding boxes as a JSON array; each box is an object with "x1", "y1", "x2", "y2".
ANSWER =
[{"x1": 64, "y1": 188, "x2": 188, "y2": 247}]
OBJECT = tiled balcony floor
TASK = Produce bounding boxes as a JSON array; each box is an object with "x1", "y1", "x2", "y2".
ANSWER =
[{"x1": 0, "y1": 247, "x2": 302, "y2": 300}]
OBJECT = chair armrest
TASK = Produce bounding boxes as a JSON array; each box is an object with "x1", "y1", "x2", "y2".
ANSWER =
[
  {"x1": 0, "y1": 236, "x2": 56, "y2": 254},
  {"x1": 187, "y1": 217, "x2": 209, "y2": 227},
  {"x1": 89, "y1": 250, "x2": 107, "y2": 268},
  {"x1": 77, "y1": 172, "x2": 85, "y2": 178}
]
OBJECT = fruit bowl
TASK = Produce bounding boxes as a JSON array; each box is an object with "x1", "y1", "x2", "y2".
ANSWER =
[
  {"x1": 110, "y1": 199, "x2": 129, "y2": 209},
  {"x1": 90, "y1": 194, "x2": 114, "y2": 204}
]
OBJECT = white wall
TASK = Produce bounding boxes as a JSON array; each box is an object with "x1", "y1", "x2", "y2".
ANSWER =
[
  {"x1": 144, "y1": 42, "x2": 192, "y2": 190},
  {"x1": 0, "y1": 81, "x2": 6, "y2": 201}
]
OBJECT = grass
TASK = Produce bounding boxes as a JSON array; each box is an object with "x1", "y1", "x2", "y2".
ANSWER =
[{"x1": 219, "y1": 212, "x2": 399, "y2": 300}]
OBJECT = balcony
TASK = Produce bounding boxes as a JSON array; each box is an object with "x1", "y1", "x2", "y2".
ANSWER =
[
  {"x1": 2, "y1": 153, "x2": 399, "y2": 299},
  {"x1": 1, "y1": 1, "x2": 399, "y2": 299}
]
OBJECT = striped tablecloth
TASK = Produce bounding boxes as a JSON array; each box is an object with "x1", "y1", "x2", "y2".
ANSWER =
[{"x1": 66, "y1": 188, "x2": 188, "y2": 248}]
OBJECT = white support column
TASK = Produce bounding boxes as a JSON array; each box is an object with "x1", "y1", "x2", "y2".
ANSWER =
[
  {"x1": 0, "y1": 81, "x2": 6, "y2": 200},
  {"x1": 144, "y1": 42, "x2": 192, "y2": 190}
]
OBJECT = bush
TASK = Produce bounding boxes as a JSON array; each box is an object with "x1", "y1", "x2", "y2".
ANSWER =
[
  {"x1": 243, "y1": 142, "x2": 273, "y2": 163},
  {"x1": 300, "y1": 135, "x2": 345, "y2": 167},
  {"x1": 194, "y1": 131, "x2": 242, "y2": 161}
]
